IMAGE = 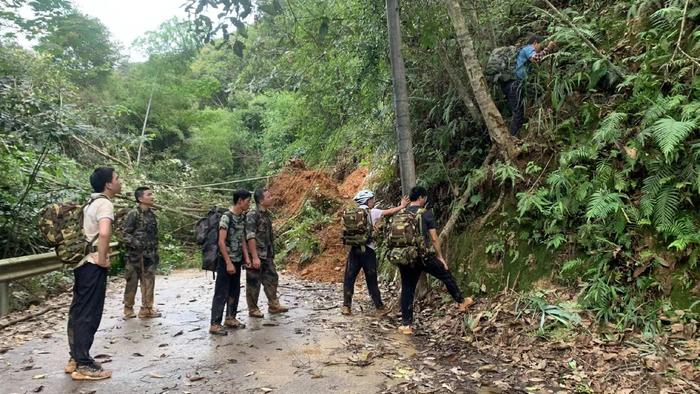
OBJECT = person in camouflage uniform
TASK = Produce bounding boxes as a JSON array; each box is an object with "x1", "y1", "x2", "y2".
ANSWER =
[
  {"x1": 209, "y1": 189, "x2": 252, "y2": 336},
  {"x1": 245, "y1": 188, "x2": 288, "y2": 317},
  {"x1": 122, "y1": 186, "x2": 161, "y2": 319}
]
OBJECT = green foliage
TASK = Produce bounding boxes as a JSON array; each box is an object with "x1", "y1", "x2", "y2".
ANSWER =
[
  {"x1": 276, "y1": 201, "x2": 331, "y2": 266},
  {"x1": 650, "y1": 118, "x2": 696, "y2": 161},
  {"x1": 493, "y1": 160, "x2": 523, "y2": 187},
  {"x1": 34, "y1": 11, "x2": 120, "y2": 86},
  {"x1": 585, "y1": 189, "x2": 627, "y2": 221}
]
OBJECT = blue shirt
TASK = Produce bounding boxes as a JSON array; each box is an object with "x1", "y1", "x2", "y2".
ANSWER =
[{"x1": 514, "y1": 45, "x2": 536, "y2": 81}]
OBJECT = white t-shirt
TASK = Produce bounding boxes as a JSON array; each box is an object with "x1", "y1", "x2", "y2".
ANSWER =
[
  {"x1": 359, "y1": 205, "x2": 383, "y2": 250},
  {"x1": 82, "y1": 193, "x2": 114, "y2": 265}
]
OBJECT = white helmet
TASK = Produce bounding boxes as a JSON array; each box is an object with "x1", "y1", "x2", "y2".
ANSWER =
[{"x1": 354, "y1": 190, "x2": 374, "y2": 205}]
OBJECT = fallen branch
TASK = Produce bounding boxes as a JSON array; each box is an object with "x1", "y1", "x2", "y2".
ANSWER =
[
  {"x1": 473, "y1": 188, "x2": 505, "y2": 232},
  {"x1": 153, "y1": 174, "x2": 277, "y2": 190},
  {"x1": 71, "y1": 135, "x2": 131, "y2": 169},
  {"x1": 0, "y1": 304, "x2": 66, "y2": 330},
  {"x1": 670, "y1": 0, "x2": 700, "y2": 69},
  {"x1": 312, "y1": 305, "x2": 339, "y2": 311}
]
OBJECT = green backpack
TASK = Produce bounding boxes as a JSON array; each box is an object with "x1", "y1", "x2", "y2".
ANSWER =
[
  {"x1": 385, "y1": 208, "x2": 426, "y2": 266},
  {"x1": 484, "y1": 45, "x2": 519, "y2": 84},
  {"x1": 341, "y1": 207, "x2": 372, "y2": 248},
  {"x1": 38, "y1": 196, "x2": 106, "y2": 265}
]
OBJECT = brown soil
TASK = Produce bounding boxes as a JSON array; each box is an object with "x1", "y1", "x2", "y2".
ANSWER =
[
  {"x1": 268, "y1": 167, "x2": 342, "y2": 220},
  {"x1": 268, "y1": 165, "x2": 368, "y2": 283},
  {"x1": 338, "y1": 167, "x2": 368, "y2": 198}
]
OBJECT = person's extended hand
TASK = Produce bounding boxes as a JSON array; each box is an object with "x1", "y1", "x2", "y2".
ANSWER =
[
  {"x1": 547, "y1": 41, "x2": 557, "y2": 50},
  {"x1": 399, "y1": 196, "x2": 409, "y2": 208}
]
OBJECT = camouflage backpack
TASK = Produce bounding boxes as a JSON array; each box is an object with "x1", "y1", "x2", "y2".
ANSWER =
[
  {"x1": 195, "y1": 207, "x2": 228, "y2": 272},
  {"x1": 484, "y1": 46, "x2": 519, "y2": 84},
  {"x1": 341, "y1": 207, "x2": 372, "y2": 248},
  {"x1": 38, "y1": 196, "x2": 106, "y2": 265},
  {"x1": 385, "y1": 208, "x2": 426, "y2": 266}
]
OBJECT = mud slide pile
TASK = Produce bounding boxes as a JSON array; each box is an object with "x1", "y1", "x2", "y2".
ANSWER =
[{"x1": 267, "y1": 163, "x2": 368, "y2": 282}]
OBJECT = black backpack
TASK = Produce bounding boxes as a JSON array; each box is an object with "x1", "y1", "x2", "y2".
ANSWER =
[{"x1": 195, "y1": 207, "x2": 228, "y2": 272}]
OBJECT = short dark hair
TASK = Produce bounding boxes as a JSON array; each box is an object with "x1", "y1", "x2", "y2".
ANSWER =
[
  {"x1": 90, "y1": 167, "x2": 115, "y2": 193},
  {"x1": 233, "y1": 189, "x2": 252, "y2": 204},
  {"x1": 134, "y1": 186, "x2": 150, "y2": 203},
  {"x1": 409, "y1": 186, "x2": 428, "y2": 202},
  {"x1": 527, "y1": 34, "x2": 544, "y2": 45},
  {"x1": 254, "y1": 188, "x2": 268, "y2": 204}
]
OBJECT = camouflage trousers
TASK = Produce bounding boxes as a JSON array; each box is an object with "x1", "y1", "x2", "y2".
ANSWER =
[
  {"x1": 246, "y1": 258, "x2": 279, "y2": 309},
  {"x1": 123, "y1": 255, "x2": 157, "y2": 308}
]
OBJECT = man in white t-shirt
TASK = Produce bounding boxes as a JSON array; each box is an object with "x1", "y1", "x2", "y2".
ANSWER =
[
  {"x1": 341, "y1": 190, "x2": 408, "y2": 316},
  {"x1": 65, "y1": 167, "x2": 121, "y2": 381}
]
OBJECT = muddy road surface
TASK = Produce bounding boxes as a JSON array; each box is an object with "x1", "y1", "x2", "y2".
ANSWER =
[{"x1": 0, "y1": 270, "x2": 427, "y2": 394}]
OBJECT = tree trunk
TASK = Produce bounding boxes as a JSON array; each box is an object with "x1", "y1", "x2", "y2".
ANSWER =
[
  {"x1": 444, "y1": 0, "x2": 519, "y2": 160},
  {"x1": 386, "y1": 0, "x2": 416, "y2": 195},
  {"x1": 387, "y1": 0, "x2": 428, "y2": 297},
  {"x1": 436, "y1": 42, "x2": 483, "y2": 127}
]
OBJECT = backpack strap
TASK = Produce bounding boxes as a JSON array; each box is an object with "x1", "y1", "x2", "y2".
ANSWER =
[
  {"x1": 222, "y1": 210, "x2": 234, "y2": 247},
  {"x1": 82, "y1": 194, "x2": 110, "y2": 250}
]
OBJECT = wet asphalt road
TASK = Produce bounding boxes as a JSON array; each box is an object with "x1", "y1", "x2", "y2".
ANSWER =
[{"x1": 0, "y1": 270, "x2": 416, "y2": 394}]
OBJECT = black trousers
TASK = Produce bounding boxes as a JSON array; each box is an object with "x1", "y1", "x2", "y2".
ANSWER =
[
  {"x1": 501, "y1": 79, "x2": 525, "y2": 135},
  {"x1": 343, "y1": 246, "x2": 383, "y2": 308},
  {"x1": 210, "y1": 258, "x2": 242, "y2": 325},
  {"x1": 67, "y1": 263, "x2": 108, "y2": 367},
  {"x1": 398, "y1": 253, "x2": 464, "y2": 325}
]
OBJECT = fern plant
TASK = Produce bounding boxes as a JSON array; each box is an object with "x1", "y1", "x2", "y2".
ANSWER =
[
  {"x1": 650, "y1": 117, "x2": 696, "y2": 161},
  {"x1": 585, "y1": 189, "x2": 628, "y2": 221},
  {"x1": 592, "y1": 112, "x2": 628, "y2": 145},
  {"x1": 493, "y1": 160, "x2": 523, "y2": 188}
]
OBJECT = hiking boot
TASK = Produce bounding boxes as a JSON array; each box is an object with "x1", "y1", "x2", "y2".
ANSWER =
[
  {"x1": 457, "y1": 297, "x2": 475, "y2": 313},
  {"x1": 268, "y1": 300, "x2": 289, "y2": 314},
  {"x1": 138, "y1": 307, "x2": 162, "y2": 318},
  {"x1": 71, "y1": 364, "x2": 112, "y2": 381},
  {"x1": 341, "y1": 306, "x2": 352, "y2": 316},
  {"x1": 64, "y1": 358, "x2": 77, "y2": 374},
  {"x1": 224, "y1": 317, "x2": 246, "y2": 329},
  {"x1": 248, "y1": 308, "x2": 264, "y2": 318},
  {"x1": 375, "y1": 306, "x2": 390, "y2": 317},
  {"x1": 123, "y1": 307, "x2": 136, "y2": 319},
  {"x1": 209, "y1": 324, "x2": 228, "y2": 336},
  {"x1": 398, "y1": 325, "x2": 414, "y2": 335}
]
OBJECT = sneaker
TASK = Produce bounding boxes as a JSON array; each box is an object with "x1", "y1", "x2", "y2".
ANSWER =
[
  {"x1": 224, "y1": 317, "x2": 246, "y2": 329},
  {"x1": 209, "y1": 324, "x2": 228, "y2": 336},
  {"x1": 457, "y1": 297, "x2": 475, "y2": 313},
  {"x1": 248, "y1": 308, "x2": 264, "y2": 318},
  {"x1": 71, "y1": 364, "x2": 112, "y2": 381},
  {"x1": 64, "y1": 358, "x2": 77, "y2": 374},
  {"x1": 398, "y1": 325, "x2": 414, "y2": 335},
  {"x1": 268, "y1": 300, "x2": 289, "y2": 314},
  {"x1": 340, "y1": 306, "x2": 352, "y2": 316},
  {"x1": 123, "y1": 307, "x2": 136, "y2": 319},
  {"x1": 138, "y1": 307, "x2": 162, "y2": 318},
  {"x1": 375, "y1": 306, "x2": 390, "y2": 317}
]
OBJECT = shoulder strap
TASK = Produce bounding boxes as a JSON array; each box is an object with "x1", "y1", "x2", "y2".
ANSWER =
[{"x1": 224, "y1": 210, "x2": 234, "y2": 229}]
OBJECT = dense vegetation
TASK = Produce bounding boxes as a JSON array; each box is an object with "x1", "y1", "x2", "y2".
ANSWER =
[{"x1": 2, "y1": 0, "x2": 700, "y2": 329}]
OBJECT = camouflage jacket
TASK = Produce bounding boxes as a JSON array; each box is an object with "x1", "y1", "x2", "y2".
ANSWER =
[
  {"x1": 122, "y1": 205, "x2": 159, "y2": 262},
  {"x1": 219, "y1": 210, "x2": 247, "y2": 263},
  {"x1": 245, "y1": 207, "x2": 274, "y2": 260}
]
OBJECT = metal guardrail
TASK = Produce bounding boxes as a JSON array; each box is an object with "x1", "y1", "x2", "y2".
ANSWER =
[{"x1": 0, "y1": 242, "x2": 119, "y2": 316}]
